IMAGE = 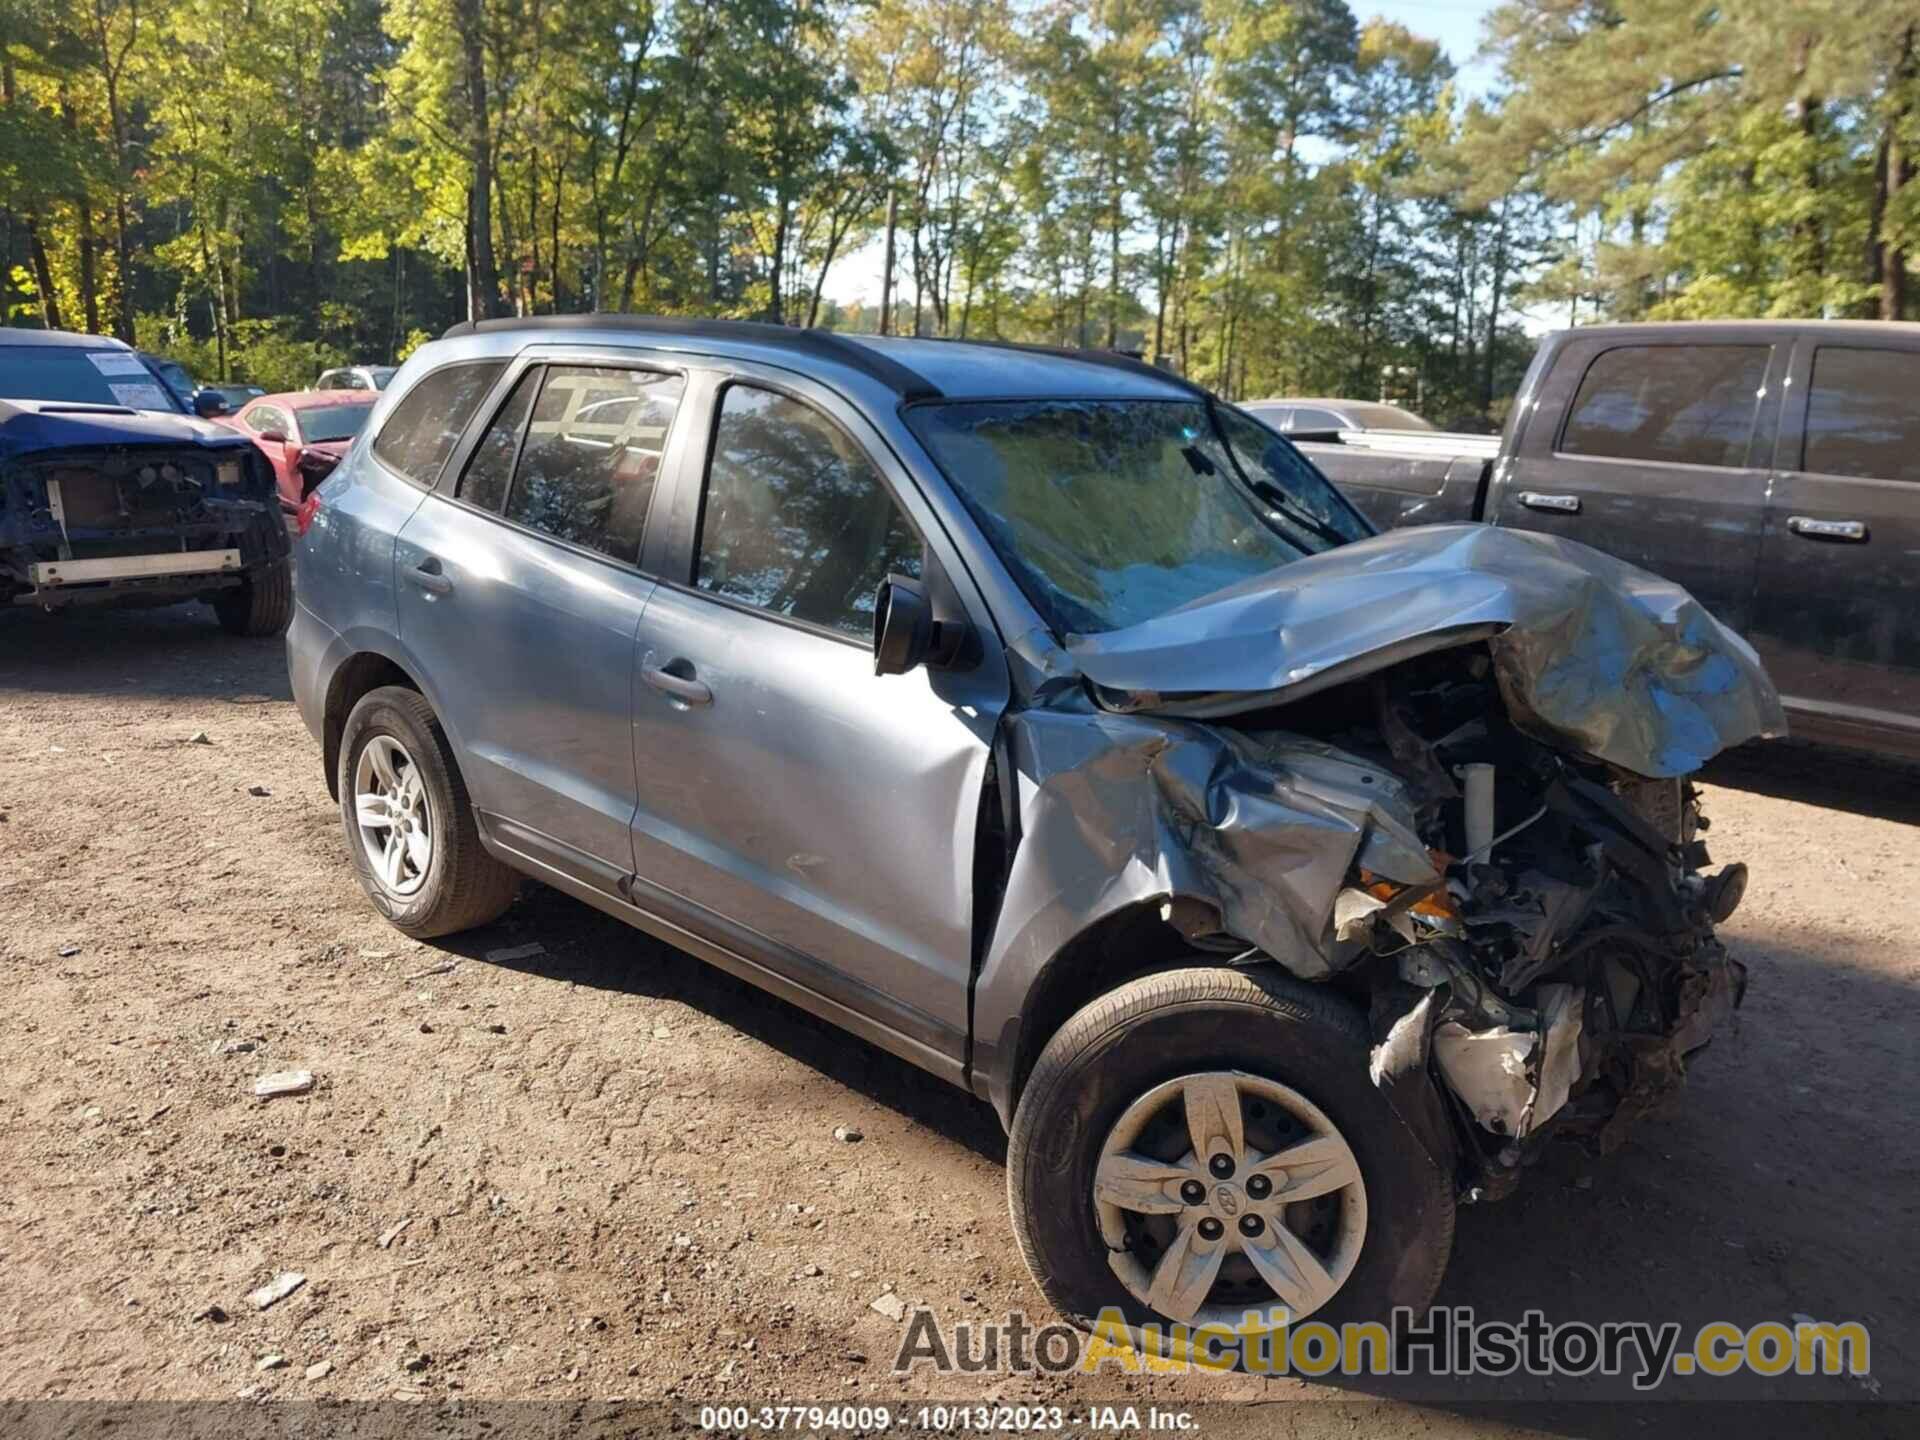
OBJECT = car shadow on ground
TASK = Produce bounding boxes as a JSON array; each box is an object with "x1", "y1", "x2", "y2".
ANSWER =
[
  {"x1": 429, "y1": 881, "x2": 1011, "y2": 1166},
  {"x1": 0, "y1": 604, "x2": 292, "y2": 701},
  {"x1": 431, "y1": 884, "x2": 1916, "y2": 1418},
  {"x1": 439, "y1": 887, "x2": 1920, "y2": 1428},
  {"x1": 1705, "y1": 738, "x2": 1920, "y2": 826}
]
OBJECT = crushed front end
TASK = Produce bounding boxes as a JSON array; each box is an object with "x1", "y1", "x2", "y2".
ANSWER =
[
  {"x1": 987, "y1": 525, "x2": 1785, "y2": 1197},
  {"x1": 1297, "y1": 645, "x2": 1750, "y2": 1198},
  {"x1": 0, "y1": 402, "x2": 287, "y2": 612}
]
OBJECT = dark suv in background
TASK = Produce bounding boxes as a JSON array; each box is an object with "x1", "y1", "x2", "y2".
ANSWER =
[
  {"x1": 0, "y1": 327, "x2": 292, "y2": 632},
  {"x1": 288, "y1": 317, "x2": 1778, "y2": 1338}
]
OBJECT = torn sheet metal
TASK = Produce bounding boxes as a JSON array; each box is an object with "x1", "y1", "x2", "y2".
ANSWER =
[
  {"x1": 1432, "y1": 983, "x2": 1584, "y2": 1140},
  {"x1": 986, "y1": 707, "x2": 1438, "y2": 984},
  {"x1": 1433, "y1": 1023, "x2": 1535, "y2": 1137},
  {"x1": 1063, "y1": 523, "x2": 1786, "y2": 779}
]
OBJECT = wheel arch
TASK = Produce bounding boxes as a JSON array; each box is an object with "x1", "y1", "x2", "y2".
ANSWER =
[
  {"x1": 322, "y1": 651, "x2": 425, "y2": 800},
  {"x1": 982, "y1": 900, "x2": 1353, "y2": 1130}
]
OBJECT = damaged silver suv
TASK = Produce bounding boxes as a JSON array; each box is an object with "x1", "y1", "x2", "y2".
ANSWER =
[{"x1": 288, "y1": 318, "x2": 1783, "y2": 1335}]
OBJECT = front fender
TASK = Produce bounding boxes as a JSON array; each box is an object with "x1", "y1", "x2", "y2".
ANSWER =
[{"x1": 969, "y1": 705, "x2": 1436, "y2": 1123}]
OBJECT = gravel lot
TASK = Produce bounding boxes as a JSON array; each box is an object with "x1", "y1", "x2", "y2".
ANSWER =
[{"x1": 0, "y1": 604, "x2": 1912, "y2": 1426}]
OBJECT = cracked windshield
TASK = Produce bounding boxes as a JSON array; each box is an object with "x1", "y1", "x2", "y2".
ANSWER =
[{"x1": 910, "y1": 400, "x2": 1368, "y2": 635}]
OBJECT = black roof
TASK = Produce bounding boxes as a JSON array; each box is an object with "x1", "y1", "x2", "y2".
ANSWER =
[{"x1": 438, "y1": 314, "x2": 1203, "y2": 402}]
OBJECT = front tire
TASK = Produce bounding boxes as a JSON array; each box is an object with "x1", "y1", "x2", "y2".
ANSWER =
[
  {"x1": 337, "y1": 686, "x2": 519, "y2": 938},
  {"x1": 214, "y1": 558, "x2": 294, "y2": 636},
  {"x1": 1007, "y1": 966, "x2": 1454, "y2": 1340}
]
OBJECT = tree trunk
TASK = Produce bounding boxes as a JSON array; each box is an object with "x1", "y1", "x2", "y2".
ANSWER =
[
  {"x1": 89, "y1": 0, "x2": 137, "y2": 342},
  {"x1": 1106, "y1": 107, "x2": 1122, "y2": 349},
  {"x1": 768, "y1": 202, "x2": 788, "y2": 325},
  {"x1": 550, "y1": 162, "x2": 565, "y2": 311},
  {"x1": 454, "y1": 0, "x2": 503, "y2": 320},
  {"x1": 1876, "y1": 27, "x2": 1916, "y2": 321},
  {"x1": 1794, "y1": 94, "x2": 1827, "y2": 305},
  {"x1": 879, "y1": 187, "x2": 897, "y2": 336},
  {"x1": 198, "y1": 219, "x2": 226, "y2": 378},
  {"x1": 1481, "y1": 196, "x2": 1510, "y2": 417},
  {"x1": 27, "y1": 222, "x2": 62, "y2": 331}
]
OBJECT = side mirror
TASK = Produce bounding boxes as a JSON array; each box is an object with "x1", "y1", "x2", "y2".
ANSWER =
[
  {"x1": 873, "y1": 574, "x2": 935, "y2": 677},
  {"x1": 192, "y1": 388, "x2": 230, "y2": 418},
  {"x1": 258, "y1": 428, "x2": 290, "y2": 445}
]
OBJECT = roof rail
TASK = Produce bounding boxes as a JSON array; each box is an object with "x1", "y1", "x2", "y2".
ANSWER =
[{"x1": 437, "y1": 314, "x2": 942, "y2": 400}]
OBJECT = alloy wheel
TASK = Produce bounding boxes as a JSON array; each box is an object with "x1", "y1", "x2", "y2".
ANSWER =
[
  {"x1": 352, "y1": 734, "x2": 433, "y2": 897},
  {"x1": 1092, "y1": 1070, "x2": 1368, "y2": 1326}
]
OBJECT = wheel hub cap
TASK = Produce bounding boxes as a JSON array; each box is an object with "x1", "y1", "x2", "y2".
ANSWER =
[
  {"x1": 1092, "y1": 1070, "x2": 1368, "y2": 1327},
  {"x1": 352, "y1": 735, "x2": 433, "y2": 897}
]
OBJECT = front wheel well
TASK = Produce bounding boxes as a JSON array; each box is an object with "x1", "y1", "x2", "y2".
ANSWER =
[
  {"x1": 322, "y1": 653, "x2": 421, "y2": 798},
  {"x1": 1004, "y1": 904, "x2": 1370, "y2": 1121},
  {"x1": 1006, "y1": 902, "x2": 1211, "y2": 1117}
]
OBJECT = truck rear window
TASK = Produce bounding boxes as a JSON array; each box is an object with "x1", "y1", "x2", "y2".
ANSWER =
[
  {"x1": 1559, "y1": 345, "x2": 1767, "y2": 470},
  {"x1": 1802, "y1": 346, "x2": 1920, "y2": 483}
]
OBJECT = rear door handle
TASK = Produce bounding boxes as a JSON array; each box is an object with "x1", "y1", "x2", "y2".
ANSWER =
[
  {"x1": 1517, "y1": 491, "x2": 1581, "y2": 515},
  {"x1": 1787, "y1": 515, "x2": 1867, "y2": 542},
  {"x1": 643, "y1": 661, "x2": 713, "y2": 707},
  {"x1": 408, "y1": 557, "x2": 453, "y2": 595}
]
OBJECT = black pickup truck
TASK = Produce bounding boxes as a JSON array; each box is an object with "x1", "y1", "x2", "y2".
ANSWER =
[{"x1": 1299, "y1": 320, "x2": 1920, "y2": 762}]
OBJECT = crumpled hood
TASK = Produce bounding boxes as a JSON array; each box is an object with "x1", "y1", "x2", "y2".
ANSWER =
[
  {"x1": 0, "y1": 399, "x2": 250, "y2": 459},
  {"x1": 1064, "y1": 523, "x2": 1786, "y2": 778}
]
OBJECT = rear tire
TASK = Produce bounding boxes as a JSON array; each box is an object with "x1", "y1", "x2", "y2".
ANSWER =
[
  {"x1": 1007, "y1": 966, "x2": 1454, "y2": 1343},
  {"x1": 337, "y1": 686, "x2": 519, "y2": 938},
  {"x1": 214, "y1": 558, "x2": 293, "y2": 636}
]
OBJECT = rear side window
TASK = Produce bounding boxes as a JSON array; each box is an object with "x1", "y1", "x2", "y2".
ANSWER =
[
  {"x1": 1802, "y1": 346, "x2": 1920, "y2": 482},
  {"x1": 502, "y1": 365, "x2": 684, "y2": 562},
  {"x1": 371, "y1": 361, "x2": 506, "y2": 486},
  {"x1": 458, "y1": 370, "x2": 539, "y2": 513},
  {"x1": 1291, "y1": 407, "x2": 1343, "y2": 432},
  {"x1": 1559, "y1": 345, "x2": 1768, "y2": 469},
  {"x1": 696, "y1": 385, "x2": 922, "y2": 640}
]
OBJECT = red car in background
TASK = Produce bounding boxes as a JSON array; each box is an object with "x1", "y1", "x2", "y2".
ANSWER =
[{"x1": 224, "y1": 390, "x2": 376, "y2": 508}]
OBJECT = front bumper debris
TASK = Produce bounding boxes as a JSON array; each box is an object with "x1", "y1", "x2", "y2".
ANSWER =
[{"x1": 27, "y1": 548, "x2": 242, "y2": 586}]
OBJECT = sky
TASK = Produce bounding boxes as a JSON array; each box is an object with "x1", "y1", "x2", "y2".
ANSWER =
[
  {"x1": 819, "y1": 0, "x2": 1504, "y2": 309},
  {"x1": 1368, "y1": 0, "x2": 1503, "y2": 96}
]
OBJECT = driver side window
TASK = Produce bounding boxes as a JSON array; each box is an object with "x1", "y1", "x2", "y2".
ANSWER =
[{"x1": 695, "y1": 385, "x2": 922, "y2": 640}]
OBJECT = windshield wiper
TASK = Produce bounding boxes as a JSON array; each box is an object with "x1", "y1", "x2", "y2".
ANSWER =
[
  {"x1": 1184, "y1": 440, "x2": 1342, "y2": 544},
  {"x1": 1244, "y1": 476, "x2": 1349, "y2": 546}
]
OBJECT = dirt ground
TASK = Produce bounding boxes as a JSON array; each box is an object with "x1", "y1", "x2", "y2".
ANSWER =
[{"x1": 0, "y1": 604, "x2": 1913, "y2": 1430}]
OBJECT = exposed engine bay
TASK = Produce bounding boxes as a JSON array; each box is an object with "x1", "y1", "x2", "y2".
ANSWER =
[
  {"x1": 1263, "y1": 645, "x2": 1750, "y2": 1198},
  {"x1": 1, "y1": 446, "x2": 283, "y2": 609}
]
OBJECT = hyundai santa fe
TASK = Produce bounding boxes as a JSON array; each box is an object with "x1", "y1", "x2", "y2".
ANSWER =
[{"x1": 288, "y1": 316, "x2": 1782, "y2": 1337}]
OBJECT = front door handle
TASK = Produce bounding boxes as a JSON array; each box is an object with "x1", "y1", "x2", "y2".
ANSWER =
[
  {"x1": 1517, "y1": 491, "x2": 1581, "y2": 515},
  {"x1": 1787, "y1": 515, "x2": 1867, "y2": 542},
  {"x1": 643, "y1": 660, "x2": 713, "y2": 707}
]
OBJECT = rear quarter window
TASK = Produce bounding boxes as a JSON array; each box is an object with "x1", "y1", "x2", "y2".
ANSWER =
[
  {"x1": 371, "y1": 361, "x2": 507, "y2": 487},
  {"x1": 1558, "y1": 344, "x2": 1769, "y2": 468}
]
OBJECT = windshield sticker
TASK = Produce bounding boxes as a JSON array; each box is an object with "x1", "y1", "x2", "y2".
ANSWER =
[
  {"x1": 87, "y1": 352, "x2": 151, "y2": 376},
  {"x1": 108, "y1": 382, "x2": 173, "y2": 410}
]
